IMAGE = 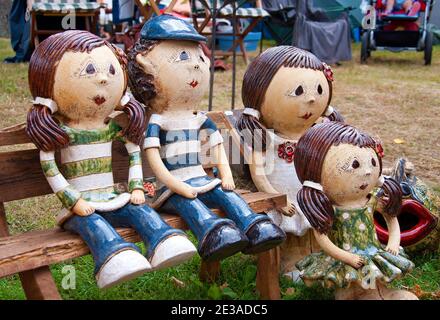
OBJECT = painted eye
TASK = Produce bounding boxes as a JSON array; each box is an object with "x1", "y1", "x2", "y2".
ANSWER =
[
  {"x1": 200, "y1": 55, "x2": 205, "y2": 63},
  {"x1": 317, "y1": 84, "x2": 323, "y2": 95},
  {"x1": 86, "y1": 63, "x2": 96, "y2": 75},
  {"x1": 352, "y1": 160, "x2": 360, "y2": 169},
  {"x1": 109, "y1": 64, "x2": 115, "y2": 75},
  {"x1": 294, "y1": 85, "x2": 304, "y2": 96},
  {"x1": 176, "y1": 51, "x2": 190, "y2": 61},
  {"x1": 371, "y1": 158, "x2": 377, "y2": 167}
]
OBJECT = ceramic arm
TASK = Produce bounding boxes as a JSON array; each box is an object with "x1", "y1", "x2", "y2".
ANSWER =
[
  {"x1": 376, "y1": 199, "x2": 401, "y2": 255},
  {"x1": 125, "y1": 142, "x2": 145, "y2": 204},
  {"x1": 249, "y1": 150, "x2": 295, "y2": 216},
  {"x1": 211, "y1": 142, "x2": 235, "y2": 190},
  {"x1": 145, "y1": 148, "x2": 197, "y2": 199},
  {"x1": 39, "y1": 150, "x2": 94, "y2": 216},
  {"x1": 249, "y1": 150, "x2": 281, "y2": 194},
  {"x1": 313, "y1": 229, "x2": 365, "y2": 269}
]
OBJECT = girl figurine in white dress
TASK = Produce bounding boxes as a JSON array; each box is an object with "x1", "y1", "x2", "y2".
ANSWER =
[{"x1": 236, "y1": 46, "x2": 344, "y2": 280}]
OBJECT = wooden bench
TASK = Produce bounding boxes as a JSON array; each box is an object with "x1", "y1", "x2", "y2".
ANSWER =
[{"x1": 0, "y1": 112, "x2": 286, "y2": 300}]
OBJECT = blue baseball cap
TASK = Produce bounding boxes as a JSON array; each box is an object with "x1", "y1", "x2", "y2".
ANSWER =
[{"x1": 140, "y1": 14, "x2": 206, "y2": 42}]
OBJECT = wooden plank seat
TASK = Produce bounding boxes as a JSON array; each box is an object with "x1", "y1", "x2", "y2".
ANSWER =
[{"x1": 0, "y1": 112, "x2": 286, "y2": 300}]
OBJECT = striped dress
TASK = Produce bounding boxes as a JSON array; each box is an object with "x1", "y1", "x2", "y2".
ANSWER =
[
  {"x1": 40, "y1": 120, "x2": 145, "y2": 224},
  {"x1": 143, "y1": 113, "x2": 224, "y2": 207}
]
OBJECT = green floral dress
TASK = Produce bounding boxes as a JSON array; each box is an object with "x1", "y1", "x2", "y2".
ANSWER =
[{"x1": 296, "y1": 198, "x2": 414, "y2": 289}]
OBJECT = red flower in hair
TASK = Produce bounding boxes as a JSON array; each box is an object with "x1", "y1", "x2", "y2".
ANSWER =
[
  {"x1": 278, "y1": 142, "x2": 297, "y2": 163},
  {"x1": 322, "y1": 63, "x2": 334, "y2": 82},
  {"x1": 375, "y1": 143, "x2": 384, "y2": 159}
]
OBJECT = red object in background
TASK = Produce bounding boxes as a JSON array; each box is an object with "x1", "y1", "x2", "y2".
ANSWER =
[
  {"x1": 375, "y1": 0, "x2": 427, "y2": 11},
  {"x1": 375, "y1": 199, "x2": 439, "y2": 247},
  {"x1": 375, "y1": 0, "x2": 426, "y2": 30}
]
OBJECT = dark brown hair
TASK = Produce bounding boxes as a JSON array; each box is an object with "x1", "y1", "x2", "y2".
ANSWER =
[
  {"x1": 127, "y1": 39, "x2": 160, "y2": 106},
  {"x1": 26, "y1": 30, "x2": 146, "y2": 151},
  {"x1": 236, "y1": 46, "x2": 344, "y2": 151},
  {"x1": 294, "y1": 122, "x2": 402, "y2": 234}
]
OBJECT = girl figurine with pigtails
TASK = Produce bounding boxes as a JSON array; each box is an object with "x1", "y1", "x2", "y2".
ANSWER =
[
  {"x1": 236, "y1": 46, "x2": 344, "y2": 280},
  {"x1": 26, "y1": 30, "x2": 197, "y2": 289},
  {"x1": 294, "y1": 121, "x2": 417, "y2": 300}
]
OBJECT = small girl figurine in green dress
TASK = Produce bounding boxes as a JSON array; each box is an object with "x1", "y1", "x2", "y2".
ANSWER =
[{"x1": 294, "y1": 121, "x2": 418, "y2": 300}]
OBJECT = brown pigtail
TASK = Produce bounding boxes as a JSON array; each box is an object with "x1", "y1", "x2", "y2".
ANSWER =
[
  {"x1": 120, "y1": 98, "x2": 147, "y2": 146},
  {"x1": 379, "y1": 177, "x2": 403, "y2": 216},
  {"x1": 236, "y1": 113, "x2": 268, "y2": 152},
  {"x1": 26, "y1": 105, "x2": 69, "y2": 152},
  {"x1": 297, "y1": 187, "x2": 335, "y2": 234}
]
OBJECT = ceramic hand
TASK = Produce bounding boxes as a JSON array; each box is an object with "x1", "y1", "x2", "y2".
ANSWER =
[
  {"x1": 345, "y1": 253, "x2": 365, "y2": 269},
  {"x1": 131, "y1": 189, "x2": 146, "y2": 205},
  {"x1": 385, "y1": 244, "x2": 399, "y2": 256},
  {"x1": 221, "y1": 175, "x2": 236, "y2": 191},
  {"x1": 178, "y1": 183, "x2": 198, "y2": 199},
  {"x1": 280, "y1": 202, "x2": 296, "y2": 217},
  {"x1": 72, "y1": 198, "x2": 95, "y2": 216}
]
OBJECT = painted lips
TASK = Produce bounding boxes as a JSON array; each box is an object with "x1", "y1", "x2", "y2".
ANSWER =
[
  {"x1": 299, "y1": 112, "x2": 313, "y2": 120},
  {"x1": 374, "y1": 199, "x2": 438, "y2": 247},
  {"x1": 189, "y1": 80, "x2": 199, "y2": 88},
  {"x1": 94, "y1": 96, "x2": 106, "y2": 105}
]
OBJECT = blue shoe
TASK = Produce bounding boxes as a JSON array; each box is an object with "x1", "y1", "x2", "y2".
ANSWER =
[
  {"x1": 242, "y1": 220, "x2": 286, "y2": 254},
  {"x1": 198, "y1": 222, "x2": 248, "y2": 261}
]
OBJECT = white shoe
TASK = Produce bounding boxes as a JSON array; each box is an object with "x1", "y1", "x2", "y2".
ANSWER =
[
  {"x1": 96, "y1": 249, "x2": 152, "y2": 289},
  {"x1": 149, "y1": 235, "x2": 197, "y2": 270}
]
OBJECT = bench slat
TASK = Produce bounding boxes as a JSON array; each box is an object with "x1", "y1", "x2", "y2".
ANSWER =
[{"x1": 0, "y1": 192, "x2": 286, "y2": 278}]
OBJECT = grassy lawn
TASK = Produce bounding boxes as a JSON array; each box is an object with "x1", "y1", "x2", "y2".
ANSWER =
[{"x1": 0, "y1": 38, "x2": 439, "y2": 300}]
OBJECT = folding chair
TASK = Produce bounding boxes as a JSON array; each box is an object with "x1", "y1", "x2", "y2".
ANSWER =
[
  {"x1": 190, "y1": 0, "x2": 268, "y2": 64},
  {"x1": 30, "y1": 0, "x2": 102, "y2": 47},
  {"x1": 134, "y1": 0, "x2": 179, "y2": 21}
]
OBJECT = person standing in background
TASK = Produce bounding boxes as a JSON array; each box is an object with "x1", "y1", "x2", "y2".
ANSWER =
[{"x1": 3, "y1": 0, "x2": 32, "y2": 63}]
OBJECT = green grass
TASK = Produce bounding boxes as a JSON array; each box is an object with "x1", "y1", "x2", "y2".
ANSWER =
[{"x1": 0, "y1": 38, "x2": 439, "y2": 300}]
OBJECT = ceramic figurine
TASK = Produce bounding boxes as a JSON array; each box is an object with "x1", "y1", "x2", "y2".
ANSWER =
[
  {"x1": 375, "y1": 158, "x2": 439, "y2": 255},
  {"x1": 293, "y1": 121, "x2": 418, "y2": 300},
  {"x1": 236, "y1": 46, "x2": 344, "y2": 280},
  {"x1": 26, "y1": 30, "x2": 196, "y2": 289},
  {"x1": 127, "y1": 14, "x2": 285, "y2": 262}
]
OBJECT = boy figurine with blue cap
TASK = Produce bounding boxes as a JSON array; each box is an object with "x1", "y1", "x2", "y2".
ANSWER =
[{"x1": 127, "y1": 14, "x2": 286, "y2": 262}]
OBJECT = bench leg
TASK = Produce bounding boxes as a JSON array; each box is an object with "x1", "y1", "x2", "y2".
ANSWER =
[
  {"x1": 199, "y1": 260, "x2": 220, "y2": 283},
  {"x1": 19, "y1": 267, "x2": 61, "y2": 300},
  {"x1": 256, "y1": 247, "x2": 281, "y2": 300}
]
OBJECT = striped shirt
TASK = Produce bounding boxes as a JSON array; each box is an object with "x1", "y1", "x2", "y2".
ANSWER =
[
  {"x1": 40, "y1": 120, "x2": 145, "y2": 212},
  {"x1": 143, "y1": 113, "x2": 223, "y2": 207}
]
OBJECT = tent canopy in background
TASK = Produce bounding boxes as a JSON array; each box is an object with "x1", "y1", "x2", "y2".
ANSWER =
[{"x1": 313, "y1": 0, "x2": 363, "y2": 28}]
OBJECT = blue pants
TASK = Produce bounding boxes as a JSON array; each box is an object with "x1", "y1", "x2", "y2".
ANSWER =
[
  {"x1": 64, "y1": 203, "x2": 183, "y2": 274},
  {"x1": 162, "y1": 185, "x2": 267, "y2": 246},
  {"x1": 8, "y1": 0, "x2": 31, "y2": 61}
]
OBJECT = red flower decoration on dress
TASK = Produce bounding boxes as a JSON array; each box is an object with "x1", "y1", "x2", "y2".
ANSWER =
[
  {"x1": 278, "y1": 141, "x2": 297, "y2": 163},
  {"x1": 322, "y1": 63, "x2": 334, "y2": 82},
  {"x1": 143, "y1": 181, "x2": 156, "y2": 197},
  {"x1": 375, "y1": 143, "x2": 384, "y2": 159}
]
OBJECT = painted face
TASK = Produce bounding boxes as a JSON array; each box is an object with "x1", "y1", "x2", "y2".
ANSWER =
[
  {"x1": 53, "y1": 46, "x2": 125, "y2": 123},
  {"x1": 260, "y1": 67, "x2": 329, "y2": 137},
  {"x1": 135, "y1": 40, "x2": 210, "y2": 112},
  {"x1": 321, "y1": 143, "x2": 381, "y2": 206}
]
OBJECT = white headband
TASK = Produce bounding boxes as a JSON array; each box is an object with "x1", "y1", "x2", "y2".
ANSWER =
[
  {"x1": 376, "y1": 175, "x2": 385, "y2": 187},
  {"x1": 33, "y1": 97, "x2": 58, "y2": 114},
  {"x1": 120, "y1": 93, "x2": 131, "y2": 107},
  {"x1": 303, "y1": 181, "x2": 324, "y2": 191},
  {"x1": 243, "y1": 108, "x2": 260, "y2": 120},
  {"x1": 324, "y1": 105, "x2": 334, "y2": 117}
]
